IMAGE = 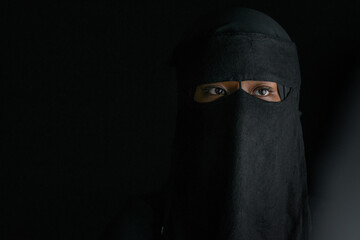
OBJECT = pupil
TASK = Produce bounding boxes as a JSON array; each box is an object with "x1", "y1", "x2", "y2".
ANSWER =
[
  {"x1": 216, "y1": 88, "x2": 224, "y2": 95},
  {"x1": 260, "y1": 89, "x2": 268, "y2": 95}
]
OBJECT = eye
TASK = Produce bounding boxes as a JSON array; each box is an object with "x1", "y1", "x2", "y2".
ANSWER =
[
  {"x1": 253, "y1": 87, "x2": 271, "y2": 97},
  {"x1": 203, "y1": 87, "x2": 228, "y2": 96}
]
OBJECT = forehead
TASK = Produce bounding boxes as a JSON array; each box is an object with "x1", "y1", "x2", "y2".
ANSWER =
[
  {"x1": 198, "y1": 80, "x2": 278, "y2": 86},
  {"x1": 176, "y1": 33, "x2": 301, "y2": 91}
]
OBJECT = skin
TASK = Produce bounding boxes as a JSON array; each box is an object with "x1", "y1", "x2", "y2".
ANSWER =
[{"x1": 193, "y1": 80, "x2": 281, "y2": 103}]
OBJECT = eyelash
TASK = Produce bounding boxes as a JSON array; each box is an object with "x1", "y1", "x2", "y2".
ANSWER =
[
  {"x1": 202, "y1": 86, "x2": 229, "y2": 96},
  {"x1": 252, "y1": 86, "x2": 274, "y2": 97}
]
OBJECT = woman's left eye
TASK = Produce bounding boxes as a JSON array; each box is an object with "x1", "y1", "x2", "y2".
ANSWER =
[{"x1": 253, "y1": 87, "x2": 271, "y2": 97}]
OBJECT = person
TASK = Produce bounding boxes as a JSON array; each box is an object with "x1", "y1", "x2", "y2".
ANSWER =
[
  {"x1": 164, "y1": 7, "x2": 311, "y2": 240},
  {"x1": 105, "y1": 7, "x2": 311, "y2": 240}
]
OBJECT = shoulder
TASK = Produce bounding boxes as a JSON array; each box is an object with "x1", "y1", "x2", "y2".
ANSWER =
[{"x1": 103, "y1": 192, "x2": 167, "y2": 240}]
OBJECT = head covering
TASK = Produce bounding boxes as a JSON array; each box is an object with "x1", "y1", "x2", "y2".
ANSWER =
[{"x1": 163, "y1": 7, "x2": 311, "y2": 240}]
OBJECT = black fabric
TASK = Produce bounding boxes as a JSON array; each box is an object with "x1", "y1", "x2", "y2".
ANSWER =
[
  {"x1": 172, "y1": 8, "x2": 300, "y2": 91},
  {"x1": 164, "y1": 8, "x2": 311, "y2": 240},
  {"x1": 174, "y1": 32, "x2": 301, "y2": 91},
  {"x1": 278, "y1": 83, "x2": 291, "y2": 101}
]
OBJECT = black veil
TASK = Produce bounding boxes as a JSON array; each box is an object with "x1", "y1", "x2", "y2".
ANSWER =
[{"x1": 164, "y1": 7, "x2": 311, "y2": 240}]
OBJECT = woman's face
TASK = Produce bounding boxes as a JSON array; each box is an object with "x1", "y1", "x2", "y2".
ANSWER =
[{"x1": 193, "y1": 81, "x2": 281, "y2": 103}]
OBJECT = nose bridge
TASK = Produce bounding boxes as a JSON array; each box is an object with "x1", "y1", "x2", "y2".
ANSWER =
[
  {"x1": 229, "y1": 89, "x2": 257, "y2": 127},
  {"x1": 225, "y1": 92, "x2": 282, "y2": 175}
]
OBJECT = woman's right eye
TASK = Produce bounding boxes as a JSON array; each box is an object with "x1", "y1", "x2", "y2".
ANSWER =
[{"x1": 204, "y1": 87, "x2": 228, "y2": 96}]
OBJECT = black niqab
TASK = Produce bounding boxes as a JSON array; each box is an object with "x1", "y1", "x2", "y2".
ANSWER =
[{"x1": 164, "y1": 8, "x2": 311, "y2": 240}]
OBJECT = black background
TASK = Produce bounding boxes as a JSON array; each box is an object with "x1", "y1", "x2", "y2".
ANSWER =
[{"x1": 3, "y1": 1, "x2": 360, "y2": 239}]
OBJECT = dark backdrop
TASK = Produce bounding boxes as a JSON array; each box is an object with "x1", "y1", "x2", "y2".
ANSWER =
[{"x1": 3, "y1": 1, "x2": 360, "y2": 239}]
